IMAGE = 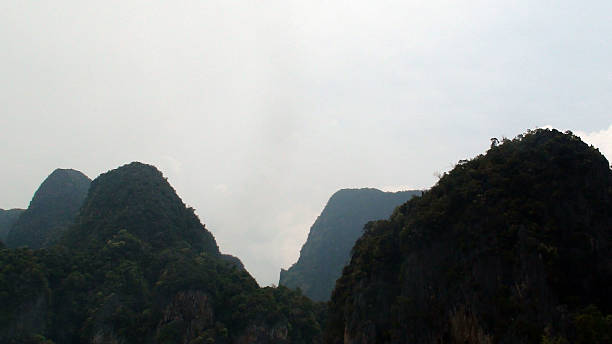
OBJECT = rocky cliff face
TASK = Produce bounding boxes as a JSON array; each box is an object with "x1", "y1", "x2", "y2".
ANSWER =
[
  {"x1": 0, "y1": 208, "x2": 24, "y2": 242},
  {"x1": 157, "y1": 290, "x2": 214, "y2": 343},
  {"x1": 280, "y1": 188, "x2": 420, "y2": 301},
  {"x1": 6, "y1": 169, "x2": 90, "y2": 249},
  {"x1": 234, "y1": 323, "x2": 289, "y2": 344},
  {"x1": 326, "y1": 129, "x2": 612, "y2": 344},
  {"x1": 2, "y1": 293, "x2": 47, "y2": 341}
]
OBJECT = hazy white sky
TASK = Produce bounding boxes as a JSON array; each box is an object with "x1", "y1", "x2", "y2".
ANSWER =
[{"x1": 1, "y1": 1, "x2": 611, "y2": 286}]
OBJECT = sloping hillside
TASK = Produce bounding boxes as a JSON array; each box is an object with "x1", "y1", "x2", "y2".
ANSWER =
[
  {"x1": 280, "y1": 188, "x2": 419, "y2": 301},
  {"x1": 326, "y1": 129, "x2": 612, "y2": 344},
  {"x1": 0, "y1": 162, "x2": 325, "y2": 344}
]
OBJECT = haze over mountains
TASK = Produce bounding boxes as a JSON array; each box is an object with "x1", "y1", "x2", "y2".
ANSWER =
[
  {"x1": 2, "y1": 0, "x2": 612, "y2": 342},
  {"x1": 2, "y1": 0, "x2": 612, "y2": 289},
  {"x1": 0, "y1": 129, "x2": 610, "y2": 343},
  {"x1": 280, "y1": 188, "x2": 420, "y2": 301},
  {"x1": 5, "y1": 169, "x2": 91, "y2": 249}
]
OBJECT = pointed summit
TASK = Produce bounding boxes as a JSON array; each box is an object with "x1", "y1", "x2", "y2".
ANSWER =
[
  {"x1": 6, "y1": 168, "x2": 90, "y2": 248},
  {"x1": 63, "y1": 162, "x2": 219, "y2": 255}
]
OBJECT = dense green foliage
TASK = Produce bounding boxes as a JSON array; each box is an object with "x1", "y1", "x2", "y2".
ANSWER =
[
  {"x1": 61, "y1": 162, "x2": 217, "y2": 255},
  {"x1": 280, "y1": 189, "x2": 420, "y2": 301},
  {"x1": 0, "y1": 209, "x2": 24, "y2": 242},
  {"x1": 6, "y1": 169, "x2": 90, "y2": 249},
  {"x1": 0, "y1": 162, "x2": 325, "y2": 343},
  {"x1": 326, "y1": 129, "x2": 612, "y2": 343},
  {"x1": 5, "y1": 129, "x2": 609, "y2": 343}
]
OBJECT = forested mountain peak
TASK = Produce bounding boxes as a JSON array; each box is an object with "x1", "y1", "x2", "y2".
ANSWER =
[
  {"x1": 1, "y1": 162, "x2": 326, "y2": 343},
  {"x1": 63, "y1": 162, "x2": 219, "y2": 255},
  {"x1": 280, "y1": 188, "x2": 420, "y2": 301},
  {"x1": 5, "y1": 168, "x2": 90, "y2": 249},
  {"x1": 326, "y1": 129, "x2": 612, "y2": 343}
]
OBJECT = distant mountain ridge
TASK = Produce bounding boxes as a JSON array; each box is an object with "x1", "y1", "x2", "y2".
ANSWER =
[
  {"x1": 0, "y1": 208, "x2": 24, "y2": 242},
  {"x1": 5, "y1": 168, "x2": 90, "y2": 249},
  {"x1": 280, "y1": 188, "x2": 421, "y2": 301}
]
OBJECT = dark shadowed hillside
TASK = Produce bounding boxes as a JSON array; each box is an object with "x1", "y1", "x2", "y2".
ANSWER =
[
  {"x1": 61, "y1": 162, "x2": 219, "y2": 255},
  {"x1": 280, "y1": 188, "x2": 420, "y2": 301},
  {"x1": 0, "y1": 162, "x2": 325, "y2": 344},
  {"x1": 326, "y1": 129, "x2": 612, "y2": 344},
  {"x1": 5, "y1": 169, "x2": 90, "y2": 249},
  {"x1": 0, "y1": 209, "x2": 24, "y2": 242}
]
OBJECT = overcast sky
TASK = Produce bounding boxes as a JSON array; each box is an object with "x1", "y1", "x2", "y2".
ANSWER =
[{"x1": 1, "y1": 1, "x2": 611, "y2": 286}]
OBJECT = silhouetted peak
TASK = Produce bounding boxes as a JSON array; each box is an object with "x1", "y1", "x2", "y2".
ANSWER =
[
  {"x1": 28, "y1": 168, "x2": 90, "y2": 209},
  {"x1": 280, "y1": 187, "x2": 420, "y2": 301},
  {"x1": 5, "y1": 168, "x2": 90, "y2": 248}
]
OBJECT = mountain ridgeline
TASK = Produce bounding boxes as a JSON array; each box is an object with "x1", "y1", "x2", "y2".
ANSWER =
[
  {"x1": 1, "y1": 129, "x2": 611, "y2": 344},
  {"x1": 0, "y1": 209, "x2": 24, "y2": 243},
  {"x1": 5, "y1": 169, "x2": 91, "y2": 249},
  {"x1": 280, "y1": 188, "x2": 420, "y2": 301},
  {"x1": 0, "y1": 162, "x2": 325, "y2": 344},
  {"x1": 326, "y1": 129, "x2": 612, "y2": 344}
]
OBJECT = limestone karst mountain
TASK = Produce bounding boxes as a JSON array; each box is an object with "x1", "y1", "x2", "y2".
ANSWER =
[
  {"x1": 326, "y1": 129, "x2": 612, "y2": 344},
  {"x1": 5, "y1": 169, "x2": 91, "y2": 249},
  {"x1": 0, "y1": 162, "x2": 325, "y2": 344},
  {"x1": 280, "y1": 188, "x2": 420, "y2": 301}
]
